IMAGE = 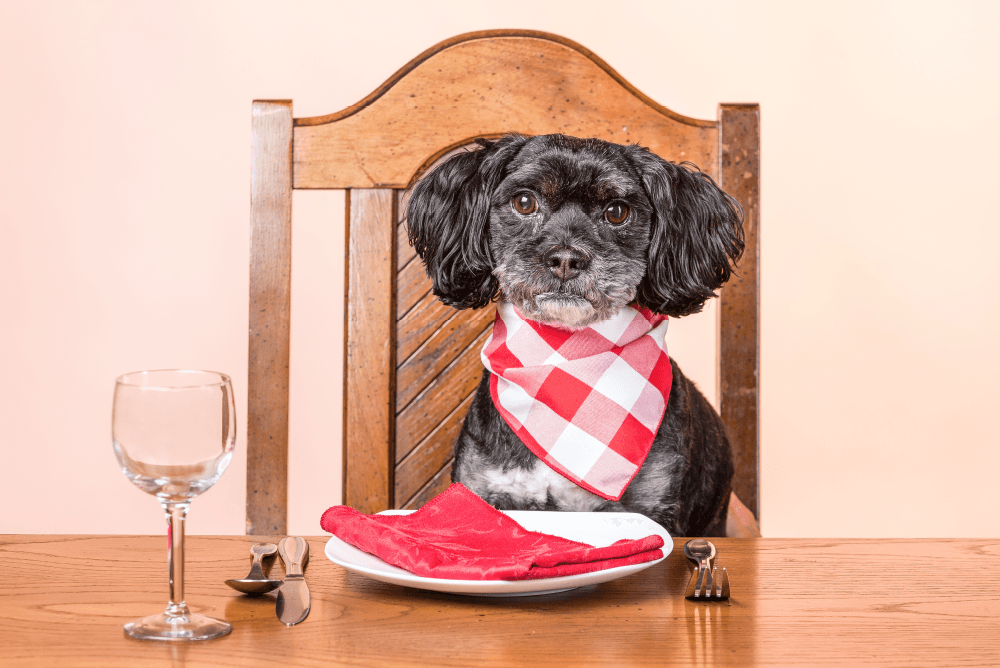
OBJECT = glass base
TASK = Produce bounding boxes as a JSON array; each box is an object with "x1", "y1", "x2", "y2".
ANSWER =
[{"x1": 124, "y1": 610, "x2": 231, "y2": 641}]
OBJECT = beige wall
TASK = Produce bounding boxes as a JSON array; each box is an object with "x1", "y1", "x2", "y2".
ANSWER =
[{"x1": 2, "y1": 0, "x2": 997, "y2": 537}]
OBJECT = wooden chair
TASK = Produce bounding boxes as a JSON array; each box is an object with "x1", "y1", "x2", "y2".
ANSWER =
[{"x1": 247, "y1": 30, "x2": 760, "y2": 536}]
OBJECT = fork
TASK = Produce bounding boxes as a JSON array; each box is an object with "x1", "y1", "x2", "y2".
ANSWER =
[{"x1": 683, "y1": 539, "x2": 731, "y2": 602}]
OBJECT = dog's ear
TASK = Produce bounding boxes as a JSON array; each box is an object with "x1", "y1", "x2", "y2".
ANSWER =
[
  {"x1": 405, "y1": 135, "x2": 526, "y2": 309},
  {"x1": 628, "y1": 147, "x2": 745, "y2": 317}
]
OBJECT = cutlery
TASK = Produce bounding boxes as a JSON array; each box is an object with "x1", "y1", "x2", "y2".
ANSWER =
[
  {"x1": 683, "y1": 538, "x2": 715, "y2": 571},
  {"x1": 683, "y1": 539, "x2": 730, "y2": 602},
  {"x1": 275, "y1": 537, "x2": 311, "y2": 625},
  {"x1": 226, "y1": 542, "x2": 282, "y2": 595}
]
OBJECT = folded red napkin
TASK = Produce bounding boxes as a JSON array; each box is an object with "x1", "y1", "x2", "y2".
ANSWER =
[{"x1": 320, "y1": 483, "x2": 664, "y2": 580}]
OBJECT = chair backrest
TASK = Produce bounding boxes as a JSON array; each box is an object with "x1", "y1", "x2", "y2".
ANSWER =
[{"x1": 247, "y1": 30, "x2": 759, "y2": 535}]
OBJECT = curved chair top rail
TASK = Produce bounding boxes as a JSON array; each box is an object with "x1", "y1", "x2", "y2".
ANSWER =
[{"x1": 290, "y1": 29, "x2": 721, "y2": 189}]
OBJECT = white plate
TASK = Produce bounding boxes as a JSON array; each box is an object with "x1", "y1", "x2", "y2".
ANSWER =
[{"x1": 324, "y1": 510, "x2": 671, "y2": 597}]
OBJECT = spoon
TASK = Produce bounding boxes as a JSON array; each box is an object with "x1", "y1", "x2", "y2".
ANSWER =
[
  {"x1": 225, "y1": 543, "x2": 282, "y2": 595},
  {"x1": 683, "y1": 539, "x2": 716, "y2": 573}
]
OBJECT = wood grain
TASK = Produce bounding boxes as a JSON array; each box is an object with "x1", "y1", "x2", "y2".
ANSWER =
[
  {"x1": 3, "y1": 535, "x2": 997, "y2": 667},
  {"x1": 292, "y1": 32, "x2": 718, "y2": 189},
  {"x1": 395, "y1": 329, "x2": 492, "y2": 456},
  {"x1": 247, "y1": 100, "x2": 292, "y2": 536},
  {"x1": 394, "y1": 391, "x2": 475, "y2": 505},
  {"x1": 718, "y1": 104, "x2": 761, "y2": 524},
  {"x1": 396, "y1": 304, "x2": 495, "y2": 409},
  {"x1": 396, "y1": 255, "x2": 432, "y2": 319},
  {"x1": 400, "y1": 459, "x2": 454, "y2": 510},
  {"x1": 395, "y1": 292, "x2": 459, "y2": 364},
  {"x1": 343, "y1": 189, "x2": 396, "y2": 514},
  {"x1": 397, "y1": 200, "x2": 417, "y2": 269}
]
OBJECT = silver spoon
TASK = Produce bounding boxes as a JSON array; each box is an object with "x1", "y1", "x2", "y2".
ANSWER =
[
  {"x1": 683, "y1": 538, "x2": 717, "y2": 572},
  {"x1": 225, "y1": 543, "x2": 281, "y2": 595}
]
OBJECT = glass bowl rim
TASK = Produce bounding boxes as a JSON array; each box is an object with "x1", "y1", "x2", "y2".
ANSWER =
[{"x1": 115, "y1": 369, "x2": 232, "y2": 390}]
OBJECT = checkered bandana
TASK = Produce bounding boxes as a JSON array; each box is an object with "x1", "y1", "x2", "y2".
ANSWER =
[{"x1": 481, "y1": 300, "x2": 672, "y2": 501}]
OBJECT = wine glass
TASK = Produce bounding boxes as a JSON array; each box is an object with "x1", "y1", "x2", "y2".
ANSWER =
[{"x1": 112, "y1": 369, "x2": 236, "y2": 641}]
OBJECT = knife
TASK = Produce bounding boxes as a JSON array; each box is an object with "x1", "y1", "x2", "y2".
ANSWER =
[{"x1": 275, "y1": 537, "x2": 311, "y2": 625}]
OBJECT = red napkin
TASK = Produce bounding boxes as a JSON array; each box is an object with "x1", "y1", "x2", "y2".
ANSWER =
[{"x1": 320, "y1": 483, "x2": 664, "y2": 580}]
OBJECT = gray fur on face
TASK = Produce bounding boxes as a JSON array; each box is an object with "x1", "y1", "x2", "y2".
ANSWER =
[{"x1": 488, "y1": 156, "x2": 651, "y2": 328}]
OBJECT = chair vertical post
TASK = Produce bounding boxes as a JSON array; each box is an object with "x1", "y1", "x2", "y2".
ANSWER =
[
  {"x1": 343, "y1": 189, "x2": 397, "y2": 513},
  {"x1": 719, "y1": 103, "x2": 761, "y2": 525},
  {"x1": 248, "y1": 100, "x2": 293, "y2": 535}
]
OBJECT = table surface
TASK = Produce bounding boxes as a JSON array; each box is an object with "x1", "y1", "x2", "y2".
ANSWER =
[{"x1": 2, "y1": 535, "x2": 999, "y2": 667}]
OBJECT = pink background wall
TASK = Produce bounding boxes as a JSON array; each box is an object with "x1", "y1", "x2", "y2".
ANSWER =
[{"x1": 2, "y1": 1, "x2": 997, "y2": 537}]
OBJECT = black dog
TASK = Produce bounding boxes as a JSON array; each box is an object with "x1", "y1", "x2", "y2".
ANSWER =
[{"x1": 406, "y1": 134, "x2": 744, "y2": 536}]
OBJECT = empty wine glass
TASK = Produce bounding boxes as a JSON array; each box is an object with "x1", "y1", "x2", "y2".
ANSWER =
[{"x1": 112, "y1": 369, "x2": 236, "y2": 641}]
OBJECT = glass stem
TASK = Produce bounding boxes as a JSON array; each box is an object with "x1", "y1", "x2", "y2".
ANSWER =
[{"x1": 164, "y1": 502, "x2": 191, "y2": 618}]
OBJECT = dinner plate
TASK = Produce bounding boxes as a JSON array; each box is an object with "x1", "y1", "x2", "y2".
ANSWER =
[{"x1": 324, "y1": 510, "x2": 671, "y2": 596}]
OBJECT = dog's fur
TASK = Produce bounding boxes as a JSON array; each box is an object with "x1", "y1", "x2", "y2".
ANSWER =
[{"x1": 406, "y1": 134, "x2": 744, "y2": 536}]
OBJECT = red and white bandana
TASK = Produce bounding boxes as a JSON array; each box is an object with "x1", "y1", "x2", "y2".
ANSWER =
[{"x1": 481, "y1": 300, "x2": 672, "y2": 501}]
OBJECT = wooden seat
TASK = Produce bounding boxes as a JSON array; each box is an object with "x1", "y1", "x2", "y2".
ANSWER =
[{"x1": 247, "y1": 30, "x2": 760, "y2": 535}]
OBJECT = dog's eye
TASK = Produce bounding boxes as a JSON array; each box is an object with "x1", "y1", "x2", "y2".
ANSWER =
[
  {"x1": 511, "y1": 193, "x2": 538, "y2": 215},
  {"x1": 604, "y1": 203, "x2": 630, "y2": 225}
]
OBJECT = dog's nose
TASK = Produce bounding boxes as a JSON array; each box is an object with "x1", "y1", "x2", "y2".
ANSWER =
[{"x1": 542, "y1": 246, "x2": 590, "y2": 280}]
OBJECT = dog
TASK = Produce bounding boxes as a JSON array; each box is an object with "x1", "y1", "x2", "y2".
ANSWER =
[{"x1": 406, "y1": 133, "x2": 744, "y2": 537}]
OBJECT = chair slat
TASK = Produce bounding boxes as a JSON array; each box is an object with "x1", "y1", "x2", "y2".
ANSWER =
[
  {"x1": 400, "y1": 459, "x2": 455, "y2": 510},
  {"x1": 395, "y1": 392, "x2": 475, "y2": 503},
  {"x1": 396, "y1": 306, "x2": 495, "y2": 410},
  {"x1": 719, "y1": 104, "x2": 761, "y2": 524},
  {"x1": 395, "y1": 293, "x2": 458, "y2": 364},
  {"x1": 343, "y1": 188, "x2": 397, "y2": 514},
  {"x1": 247, "y1": 100, "x2": 292, "y2": 535},
  {"x1": 396, "y1": 256, "x2": 432, "y2": 319},
  {"x1": 395, "y1": 329, "x2": 491, "y2": 458},
  {"x1": 397, "y1": 212, "x2": 416, "y2": 269}
]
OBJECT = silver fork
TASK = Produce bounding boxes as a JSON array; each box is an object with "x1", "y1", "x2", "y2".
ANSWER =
[{"x1": 683, "y1": 539, "x2": 731, "y2": 602}]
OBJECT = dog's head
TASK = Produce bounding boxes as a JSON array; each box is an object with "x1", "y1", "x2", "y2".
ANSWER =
[{"x1": 406, "y1": 134, "x2": 744, "y2": 327}]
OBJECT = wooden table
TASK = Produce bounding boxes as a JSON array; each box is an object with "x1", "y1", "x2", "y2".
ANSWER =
[{"x1": 2, "y1": 535, "x2": 998, "y2": 666}]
